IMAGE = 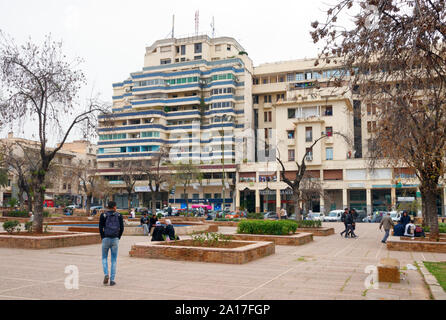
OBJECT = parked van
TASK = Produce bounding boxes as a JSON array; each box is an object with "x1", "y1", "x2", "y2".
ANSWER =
[{"x1": 324, "y1": 210, "x2": 344, "y2": 222}]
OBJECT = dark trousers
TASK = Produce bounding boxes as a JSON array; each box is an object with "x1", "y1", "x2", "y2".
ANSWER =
[
  {"x1": 346, "y1": 224, "x2": 356, "y2": 237},
  {"x1": 340, "y1": 223, "x2": 348, "y2": 236}
]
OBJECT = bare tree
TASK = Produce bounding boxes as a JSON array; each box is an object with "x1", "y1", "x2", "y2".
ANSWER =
[
  {"x1": 173, "y1": 162, "x2": 202, "y2": 213},
  {"x1": 139, "y1": 146, "x2": 172, "y2": 213},
  {"x1": 117, "y1": 159, "x2": 145, "y2": 210},
  {"x1": 0, "y1": 33, "x2": 109, "y2": 232},
  {"x1": 311, "y1": 0, "x2": 446, "y2": 240}
]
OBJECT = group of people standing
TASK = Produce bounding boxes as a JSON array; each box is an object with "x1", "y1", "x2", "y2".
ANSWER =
[{"x1": 340, "y1": 208, "x2": 358, "y2": 238}]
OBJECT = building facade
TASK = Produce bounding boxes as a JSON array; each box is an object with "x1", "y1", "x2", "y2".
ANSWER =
[{"x1": 100, "y1": 34, "x2": 446, "y2": 216}]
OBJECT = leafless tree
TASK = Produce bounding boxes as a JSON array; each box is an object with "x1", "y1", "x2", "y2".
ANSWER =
[
  {"x1": 117, "y1": 159, "x2": 145, "y2": 210},
  {"x1": 311, "y1": 0, "x2": 446, "y2": 239},
  {"x1": 138, "y1": 146, "x2": 172, "y2": 213},
  {"x1": 0, "y1": 32, "x2": 110, "y2": 232}
]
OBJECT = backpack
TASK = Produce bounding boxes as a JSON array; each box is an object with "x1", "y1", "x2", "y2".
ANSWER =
[
  {"x1": 104, "y1": 211, "x2": 121, "y2": 238},
  {"x1": 415, "y1": 226, "x2": 423, "y2": 233}
]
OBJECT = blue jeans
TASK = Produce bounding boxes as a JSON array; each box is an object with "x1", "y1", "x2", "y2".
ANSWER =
[
  {"x1": 102, "y1": 238, "x2": 119, "y2": 281},
  {"x1": 382, "y1": 229, "x2": 390, "y2": 242},
  {"x1": 142, "y1": 224, "x2": 149, "y2": 236}
]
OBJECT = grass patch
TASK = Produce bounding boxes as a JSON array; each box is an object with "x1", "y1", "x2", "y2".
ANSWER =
[
  {"x1": 423, "y1": 262, "x2": 446, "y2": 292},
  {"x1": 340, "y1": 276, "x2": 352, "y2": 292}
]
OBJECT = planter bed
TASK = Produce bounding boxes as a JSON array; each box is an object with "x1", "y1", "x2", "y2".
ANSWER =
[
  {"x1": 0, "y1": 231, "x2": 101, "y2": 249},
  {"x1": 228, "y1": 232, "x2": 313, "y2": 246},
  {"x1": 0, "y1": 217, "x2": 63, "y2": 223},
  {"x1": 129, "y1": 240, "x2": 275, "y2": 264},
  {"x1": 295, "y1": 227, "x2": 334, "y2": 236},
  {"x1": 208, "y1": 220, "x2": 241, "y2": 227},
  {"x1": 387, "y1": 236, "x2": 446, "y2": 253}
]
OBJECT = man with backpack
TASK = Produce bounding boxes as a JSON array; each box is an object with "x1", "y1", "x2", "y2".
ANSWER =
[{"x1": 99, "y1": 201, "x2": 124, "y2": 286}]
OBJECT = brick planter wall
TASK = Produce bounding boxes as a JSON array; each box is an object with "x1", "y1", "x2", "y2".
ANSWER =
[
  {"x1": 123, "y1": 223, "x2": 218, "y2": 236},
  {"x1": 387, "y1": 236, "x2": 446, "y2": 253},
  {"x1": 295, "y1": 227, "x2": 335, "y2": 236},
  {"x1": 207, "y1": 221, "x2": 241, "y2": 227},
  {"x1": 229, "y1": 233, "x2": 313, "y2": 246},
  {"x1": 0, "y1": 232, "x2": 101, "y2": 249},
  {"x1": 129, "y1": 240, "x2": 275, "y2": 264}
]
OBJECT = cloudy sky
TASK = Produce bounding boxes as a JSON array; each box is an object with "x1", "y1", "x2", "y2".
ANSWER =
[{"x1": 0, "y1": 0, "x2": 348, "y2": 143}]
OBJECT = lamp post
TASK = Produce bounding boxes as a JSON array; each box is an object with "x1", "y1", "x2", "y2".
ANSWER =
[{"x1": 220, "y1": 114, "x2": 227, "y2": 216}]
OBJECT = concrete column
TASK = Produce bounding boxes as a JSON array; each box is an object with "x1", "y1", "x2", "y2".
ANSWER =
[
  {"x1": 391, "y1": 187, "x2": 396, "y2": 210},
  {"x1": 276, "y1": 189, "x2": 281, "y2": 214},
  {"x1": 342, "y1": 188, "x2": 348, "y2": 209},
  {"x1": 255, "y1": 189, "x2": 260, "y2": 213},
  {"x1": 320, "y1": 192, "x2": 325, "y2": 214},
  {"x1": 366, "y1": 188, "x2": 372, "y2": 215},
  {"x1": 235, "y1": 189, "x2": 240, "y2": 212}
]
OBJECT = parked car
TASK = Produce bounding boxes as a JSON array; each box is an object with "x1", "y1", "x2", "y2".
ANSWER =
[
  {"x1": 307, "y1": 212, "x2": 324, "y2": 221},
  {"x1": 225, "y1": 212, "x2": 240, "y2": 219},
  {"x1": 90, "y1": 206, "x2": 103, "y2": 211},
  {"x1": 263, "y1": 211, "x2": 278, "y2": 219},
  {"x1": 353, "y1": 210, "x2": 367, "y2": 222},
  {"x1": 324, "y1": 210, "x2": 344, "y2": 222},
  {"x1": 389, "y1": 211, "x2": 402, "y2": 222},
  {"x1": 67, "y1": 204, "x2": 77, "y2": 209},
  {"x1": 371, "y1": 211, "x2": 385, "y2": 223}
]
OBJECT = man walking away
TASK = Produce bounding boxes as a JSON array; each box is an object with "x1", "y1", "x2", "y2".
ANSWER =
[
  {"x1": 345, "y1": 211, "x2": 357, "y2": 238},
  {"x1": 99, "y1": 201, "x2": 124, "y2": 286},
  {"x1": 340, "y1": 208, "x2": 349, "y2": 237},
  {"x1": 379, "y1": 212, "x2": 394, "y2": 243},
  {"x1": 140, "y1": 213, "x2": 149, "y2": 236}
]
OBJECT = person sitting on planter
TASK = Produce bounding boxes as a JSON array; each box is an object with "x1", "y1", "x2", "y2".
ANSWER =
[
  {"x1": 404, "y1": 220, "x2": 416, "y2": 238},
  {"x1": 164, "y1": 219, "x2": 178, "y2": 240},
  {"x1": 151, "y1": 221, "x2": 165, "y2": 241},
  {"x1": 140, "y1": 213, "x2": 150, "y2": 237},
  {"x1": 149, "y1": 213, "x2": 158, "y2": 236},
  {"x1": 393, "y1": 221, "x2": 405, "y2": 236},
  {"x1": 400, "y1": 211, "x2": 411, "y2": 229},
  {"x1": 414, "y1": 225, "x2": 426, "y2": 238}
]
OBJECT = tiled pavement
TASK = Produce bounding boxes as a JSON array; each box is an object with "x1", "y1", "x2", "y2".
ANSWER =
[{"x1": 0, "y1": 222, "x2": 445, "y2": 300}]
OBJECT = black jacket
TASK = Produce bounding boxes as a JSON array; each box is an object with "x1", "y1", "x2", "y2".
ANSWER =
[
  {"x1": 345, "y1": 213, "x2": 354, "y2": 225},
  {"x1": 164, "y1": 224, "x2": 176, "y2": 240},
  {"x1": 140, "y1": 216, "x2": 149, "y2": 225},
  {"x1": 151, "y1": 225, "x2": 165, "y2": 241},
  {"x1": 400, "y1": 215, "x2": 411, "y2": 226},
  {"x1": 99, "y1": 211, "x2": 124, "y2": 240},
  {"x1": 149, "y1": 216, "x2": 158, "y2": 226}
]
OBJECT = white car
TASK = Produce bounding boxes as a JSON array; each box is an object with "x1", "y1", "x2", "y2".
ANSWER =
[
  {"x1": 324, "y1": 210, "x2": 344, "y2": 222},
  {"x1": 389, "y1": 211, "x2": 401, "y2": 222},
  {"x1": 308, "y1": 212, "x2": 324, "y2": 221}
]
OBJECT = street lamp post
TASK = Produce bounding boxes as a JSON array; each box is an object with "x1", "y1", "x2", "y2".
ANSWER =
[{"x1": 220, "y1": 114, "x2": 226, "y2": 216}]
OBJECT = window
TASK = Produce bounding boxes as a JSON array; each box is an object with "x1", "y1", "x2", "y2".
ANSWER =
[
  {"x1": 204, "y1": 193, "x2": 212, "y2": 199},
  {"x1": 305, "y1": 127, "x2": 313, "y2": 142},
  {"x1": 194, "y1": 55, "x2": 202, "y2": 60},
  {"x1": 306, "y1": 147, "x2": 313, "y2": 161},
  {"x1": 326, "y1": 147, "x2": 333, "y2": 160},
  {"x1": 68, "y1": 184, "x2": 71, "y2": 191},
  {"x1": 276, "y1": 94, "x2": 284, "y2": 101},
  {"x1": 214, "y1": 193, "x2": 221, "y2": 199},
  {"x1": 305, "y1": 72, "x2": 312, "y2": 80},
  {"x1": 227, "y1": 45, "x2": 231, "y2": 51},
  {"x1": 287, "y1": 73, "x2": 294, "y2": 82},
  {"x1": 288, "y1": 149, "x2": 295, "y2": 162},
  {"x1": 326, "y1": 126, "x2": 333, "y2": 137},
  {"x1": 279, "y1": 76, "x2": 285, "y2": 82},
  {"x1": 193, "y1": 193, "x2": 199, "y2": 199},
  {"x1": 263, "y1": 95, "x2": 272, "y2": 103},
  {"x1": 181, "y1": 45, "x2": 186, "y2": 55},
  {"x1": 194, "y1": 43, "x2": 202, "y2": 53},
  {"x1": 253, "y1": 95, "x2": 259, "y2": 104},
  {"x1": 288, "y1": 108, "x2": 296, "y2": 119},
  {"x1": 295, "y1": 73, "x2": 304, "y2": 81},
  {"x1": 160, "y1": 58, "x2": 171, "y2": 65},
  {"x1": 109, "y1": 162, "x2": 114, "y2": 168},
  {"x1": 63, "y1": 184, "x2": 66, "y2": 190},
  {"x1": 264, "y1": 111, "x2": 272, "y2": 122},
  {"x1": 325, "y1": 105, "x2": 333, "y2": 116},
  {"x1": 287, "y1": 130, "x2": 295, "y2": 139},
  {"x1": 253, "y1": 78, "x2": 259, "y2": 85}
]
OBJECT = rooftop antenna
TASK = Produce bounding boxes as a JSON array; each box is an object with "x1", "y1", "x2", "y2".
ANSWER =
[
  {"x1": 211, "y1": 16, "x2": 215, "y2": 38},
  {"x1": 172, "y1": 14, "x2": 175, "y2": 39},
  {"x1": 195, "y1": 10, "x2": 199, "y2": 35}
]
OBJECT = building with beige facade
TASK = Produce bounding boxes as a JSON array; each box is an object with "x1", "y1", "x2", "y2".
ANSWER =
[
  {"x1": 99, "y1": 34, "x2": 446, "y2": 216},
  {"x1": 0, "y1": 133, "x2": 97, "y2": 207}
]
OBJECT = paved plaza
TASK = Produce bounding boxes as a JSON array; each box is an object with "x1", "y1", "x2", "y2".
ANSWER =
[{"x1": 0, "y1": 222, "x2": 444, "y2": 300}]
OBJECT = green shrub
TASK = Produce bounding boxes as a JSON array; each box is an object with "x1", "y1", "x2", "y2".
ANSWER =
[
  {"x1": 4, "y1": 210, "x2": 49, "y2": 218},
  {"x1": 422, "y1": 223, "x2": 446, "y2": 234},
  {"x1": 214, "y1": 218, "x2": 241, "y2": 222},
  {"x1": 246, "y1": 212, "x2": 264, "y2": 220},
  {"x1": 25, "y1": 221, "x2": 33, "y2": 233},
  {"x1": 237, "y1": 220, "x2": 299, "y2": 235},
  {"x1": 7, "y1": 198, "x2": 18, "y2": 208},
  {"x1": 3, "y1": 220, "x2": 21, "y2": 234}
]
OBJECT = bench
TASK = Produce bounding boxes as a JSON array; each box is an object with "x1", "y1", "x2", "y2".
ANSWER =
[{"x1": 377, "y1": 258, "x2": 400, "y2": 283}]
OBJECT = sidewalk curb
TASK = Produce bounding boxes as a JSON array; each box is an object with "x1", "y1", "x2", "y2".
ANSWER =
[{"x1": 417, "y1": 260, "x2": 446, "y2": 300}]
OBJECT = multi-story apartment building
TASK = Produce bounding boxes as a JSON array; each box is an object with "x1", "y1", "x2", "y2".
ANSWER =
[
  {"x1": 98, "y1": 35, "x2": 254, "y2": 210},
  {"x1": 100, "y1": 34, "x2": 446, "y2": 216},
  {"x1": 0, "y1": 133, "x2": 97, "y2": 207}
]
